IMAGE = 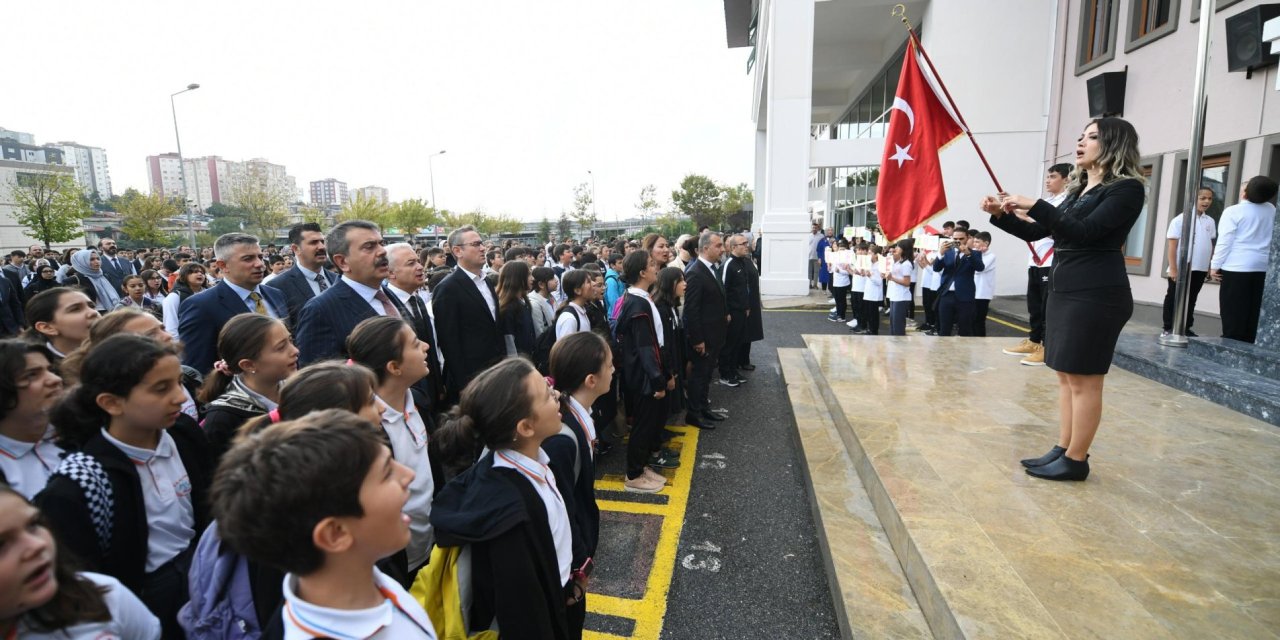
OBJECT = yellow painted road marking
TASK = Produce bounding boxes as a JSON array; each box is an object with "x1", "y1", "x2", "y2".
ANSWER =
[
  {"x1": 585, "y1": 426, "x2": 699, "y2": 640},
  {"x1": 989, "y1": 315, "x2": 1030, "y2": 332}
]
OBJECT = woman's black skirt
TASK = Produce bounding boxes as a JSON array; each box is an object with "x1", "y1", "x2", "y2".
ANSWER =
[{"x1": 1044, "y1": 286, "x2": 1133, "y2": 375}]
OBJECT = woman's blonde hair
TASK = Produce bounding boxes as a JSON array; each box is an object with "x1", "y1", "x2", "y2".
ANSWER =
[{"x1": 1069, "y1": 117, "x2": 1145, "y2": 194}]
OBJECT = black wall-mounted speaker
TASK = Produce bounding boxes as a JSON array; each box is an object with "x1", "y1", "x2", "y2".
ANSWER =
[
  {"x1": 1226, "y1": 4, "x2": 1280, "y2": 73},
  {"x1": 1086, "y1": 71, "x2": 1127, "y2": 118}
]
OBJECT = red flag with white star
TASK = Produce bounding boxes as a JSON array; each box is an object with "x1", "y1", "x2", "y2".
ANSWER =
[{"x1": 876, "y1": 37, "x2": 965, "y2": 242}]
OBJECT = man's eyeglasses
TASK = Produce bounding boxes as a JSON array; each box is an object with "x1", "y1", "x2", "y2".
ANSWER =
[{"x1": 461, "y1": 240, "x2": 485, "y2": 248}]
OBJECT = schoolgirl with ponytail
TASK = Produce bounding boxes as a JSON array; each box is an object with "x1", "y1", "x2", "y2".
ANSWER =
[
  {"x1": 429, "y1": 358, "x2": 572, "y2": 639},
  {"x1": 37, "y1": 334, "x2": 212, "y2": 639}
]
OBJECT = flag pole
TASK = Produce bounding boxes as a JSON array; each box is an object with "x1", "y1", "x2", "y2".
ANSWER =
[{"x1": 891, "y1": 4, "x2": 1003, "y2": 193}]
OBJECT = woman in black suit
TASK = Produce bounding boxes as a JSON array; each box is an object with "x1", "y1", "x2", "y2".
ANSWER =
[{"x1": 983, "y1": 117, "x2": 1146, "y2": 481}]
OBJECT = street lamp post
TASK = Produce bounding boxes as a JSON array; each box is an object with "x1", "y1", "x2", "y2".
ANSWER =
[
  {"x1": 170, "y1": 83, "x2": 200, "y2": 248},
  {"x1": 429, "y1": 149, "x2": 447, "y2": 210}
]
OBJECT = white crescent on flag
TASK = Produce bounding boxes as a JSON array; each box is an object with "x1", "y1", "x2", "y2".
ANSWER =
[{"x1": 890, "y1": 97, "x2": 915, "y2": 134}]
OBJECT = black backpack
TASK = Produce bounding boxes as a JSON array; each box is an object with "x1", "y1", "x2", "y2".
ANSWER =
[{"x1": 531, "y1": 307, "x2": 580, "y2": 373}]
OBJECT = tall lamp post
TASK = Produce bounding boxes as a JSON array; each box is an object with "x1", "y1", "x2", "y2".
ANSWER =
[
  {"x1": 429, "y1": 149, "x2": 447, "y2": 210},
  {"x1": 170, "y1": 83, "x2": 200, "y2": 248},
  {"x1": 587, "y1": 169, "x2": 598, "y2": 233}
]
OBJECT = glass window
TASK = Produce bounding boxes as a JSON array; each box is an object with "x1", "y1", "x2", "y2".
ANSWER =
[
  {"x1": 1123, "y1": 166, "x2": 1153, "y2": 265},
  {"x1": 1077, "y1": 0, "x2": 1119, "y2": 73},
  {"x1": 1136, "y1": 0, "x2": 1172, "y2": 37}
]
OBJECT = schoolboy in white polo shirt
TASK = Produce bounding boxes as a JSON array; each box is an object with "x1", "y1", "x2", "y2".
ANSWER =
[{"x1": 213, "y1": 410, "x2": 437, "y2": 640}]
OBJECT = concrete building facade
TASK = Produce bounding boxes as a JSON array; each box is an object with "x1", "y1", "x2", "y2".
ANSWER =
[
  {"x1": 355, "y1": 185, "x2": 390, "y2": 205},
  {"x1": 56, "y1": 142, "x2": 113, "y2": 199},
  {"x1": 310, "y1": 178, "x2": 349, "y2": 207},
  {"x1": 0, "y1": 159, "x2": 84, "y2": 250}
]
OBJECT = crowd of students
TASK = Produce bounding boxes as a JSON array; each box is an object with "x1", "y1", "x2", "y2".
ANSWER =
[{"x1": 0, "y1": 221, "x2": 765, "y2": 639}]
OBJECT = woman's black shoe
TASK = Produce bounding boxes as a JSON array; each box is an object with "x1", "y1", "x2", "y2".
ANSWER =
[
  {"x1": 1025, "y1": 454, "x2": 1089, "y2": 481},
  {"x1": 1019, "y1": 445, "x2": 1066, "y2": 468}
]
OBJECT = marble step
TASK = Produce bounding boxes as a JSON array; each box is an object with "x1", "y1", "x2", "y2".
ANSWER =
[
  {"x1": 777, "y1": 348, "x2": 932, "y2": 640},
  {"x1": 1113, "y1": 333, "x2": 1280, "y2": 427},
  {"x1": 1186, "y1": 336, "x2": 1280, "y2": 381}
]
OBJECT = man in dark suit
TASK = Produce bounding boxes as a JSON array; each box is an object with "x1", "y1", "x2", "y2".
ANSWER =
[
  {"x1": 1, "y1": 251, "x2": 25, "y2": 299},
  {"x1": 431, "y1": 225, "x2": 503, "y2": 405},
  {"x1": 932, "y1": 228, "x2": 985, "y2": 337},
  {"x1": 29, "y1": 245, "x2": 58, "y2": 271},
  {"x1": 295, "y1": 220, "x2": 396, "y2": 366},
  {"x1": 682, "y1": 231, "x2": 729, "y2": 429},
  {"x1": 738, "y1": 242, "x2": 764, "y2": 371},
  {"x1": 718, "y1": 235, "x2": 750, "y2": 386},
  {"x1": 383, "y1": 242, "x2": 442, "y2": 413},
  {"x1": 179, "y1": 233, "x2": 287, "y2": 374},
  {"x1": 96, "y1": 238, "x2": 134, "y2": 293},
  {"x1": 0, "y1": 273, "x2": 24, "y2": 337},
  {"x1": 270, "y1": 222, "x2": 338, "y2": 328}
]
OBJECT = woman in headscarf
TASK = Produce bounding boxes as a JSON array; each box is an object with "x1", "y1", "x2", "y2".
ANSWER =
[
  {"x1": 22, "y1": 260, "x2": 59, "y2": 298},
  {"x1": 65, "y1": 249, "x2": 120, "y2": 311}
]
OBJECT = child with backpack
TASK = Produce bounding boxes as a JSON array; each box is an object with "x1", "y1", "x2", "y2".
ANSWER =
[
  {"x1": 427, "y1": 358, "x2": 572, "y2": 639},
  {"x1": 547, "y1": 332, "x2": 611, "y2": 639},
  {"x1": 212, "y1": 410, "x2": 436, "y2": 639},
  {"x1": 38, "y1": 334, "x2": 213, "y2": 639},
  {"x1": 614, "y1": 250, "x2": 671, "y2": 494},
  {"x1": 0, "y1": 485, "x2": 162, "y2": 639},
  {"x1": 181, "y1": 362, "x2": 386, "y2": 639},
  {"x1": 555, "y1": 270, "x2": 593, "y2": 341},
  {"x1": 603, "y1": 253, "x2": 625, "y2": 312}
]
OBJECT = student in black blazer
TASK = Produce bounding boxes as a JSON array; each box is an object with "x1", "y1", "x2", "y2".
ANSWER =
[
  {"x1": 718, "y1": 235, "x2": 751, "y2": 383},
  {"x1": 931, "y1": 228, "x2": 985, "y2": 337},
  {"x1": 0, "y1": 275, "x2": 23, "y2": 337},
  {"x1": 295, "y1": 220, "x2": 395, "y2": 366},
  {"x1": 178, "y1": 234, "x2": 287, "y2": 375},
  {"x1": 682, "y1": 231, "x2": 729, "y2": 428},
  {"x1": 269, "y1": 222, "x2": 338, "y2": 327},
  {"x1": 432, "y1": 225, "x2": 504, "y2": 404}
]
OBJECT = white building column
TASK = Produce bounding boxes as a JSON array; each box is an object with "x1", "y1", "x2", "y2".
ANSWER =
[
  {"x1": 758, "y1": 0, "x2": 814, "y2": 298},
  {"x1": 752, "y1": 130, "x2": 767, "y2": 231}
]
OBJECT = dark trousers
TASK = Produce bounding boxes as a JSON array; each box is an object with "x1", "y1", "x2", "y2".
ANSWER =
[
  {"x1": 831, "y1": 284, "x2": 850, "y2": 319},
  {"x1": 1027, "y1": 266, "x2": 1051, "y2": 344},
  {"x1": 974, "y1": 299, "x2": 990, "y2": 337},
  {"x1": 567, "y1": 592, "x2": 587, "y2": 640},
  {"x1": 850, "y1": 291, "x2": 864, "y2": 323},
  {"x1": 593, "y1": 372, "x2": 619, "y2": 445},
  {"x1": 907, "y1": 282, "x2": 917, "y2": 318},
  {"x1": 737, "y1": 341, "x2": 752, "y2": 366},
  {"x1": 861, "y1": 299, "x2": 881, "y2": 334},
  {"x1": 937, "y1": 293, "x2": 976, "y2": 337},
  {"x1": 921, "y1": 288, "x2": 938, "y2": 328},
  {"x1": 687, "y1": 340, "x2": 719, "y2": 415},
  {"x1": 1219, "y1": 270, "x2": 1266, "y2": 343},
  {"x1": 718, "y1": 311, "x2": 746, "y2": 378},
  {"x1": 627, "y1": 393, "x2": 665, "y2": 479},
  {"x1": 141, "y1": 548, "x2": 193, "y2": 640},
  {"x1": 1161, "y1": 272, "x2": 1207, "y2": 332},
  {"x1": 889, "y1": 300, "x2": 910, "y2": 335}
]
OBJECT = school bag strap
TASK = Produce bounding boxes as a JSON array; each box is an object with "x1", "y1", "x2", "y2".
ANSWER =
[
  {"x1": 51, "y1": 452, "x2": 114, "y2": 555},
  {"x1": 558, "y1": 423, "x2": 581, "y2": 482}
]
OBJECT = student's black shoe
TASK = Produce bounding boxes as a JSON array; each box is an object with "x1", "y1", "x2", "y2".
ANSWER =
[
  {"x1": 595, "y1": 441, "x2": 614, "y2": 456},
  {"x1": 1019, "y1": 445, "x2": 1065, "y2": 468},
  {"x1": 733, "y1": 375, "x2": 748, "y2": 384},
  {"x1": 738, "y1": 364, "x2": 756, "y2": 371},
  {"x1": 685, "y1": 414, "x2": 715, "y2": 430},
  {"x1": 850, "y1": 328, "x2": 868, "y2": 335},
  {"x1": 1025, "y1": 454, "x2": 1090, "y2": 481},
  {"x1": 707, "y1": 407, "x2": 730, "y2": 416},
  {"x1": 924, "y1": 329, "x2": 938, "y2": 336},
  {"x1": 717, "y1": 377, "x2": 741, "y2": 387},
  {"x1": 1186, "y1": 329, "x2": 1199, "y2": 337},
  {"x1": 700, "y1": 410, "x2": 727, "y2": 422},
  {"x1": 648, "y1": 453, "x2": 679, "y2": 469}
]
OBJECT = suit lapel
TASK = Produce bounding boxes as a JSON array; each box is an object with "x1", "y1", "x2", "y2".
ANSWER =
[{"x1": 453, "y1": 269, "x2": 495, "y2": 325}]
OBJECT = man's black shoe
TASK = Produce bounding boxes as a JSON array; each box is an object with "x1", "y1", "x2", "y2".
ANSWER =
[
  {"x1": 708, "y1": 407, "x2": 729, "y2": 416},
  {"x1": 738, "y1": 364, "x2": 756, "y2": 371},
  {"x1": 717, "y1": 377, "x2": 740, "y2": 387},
  {"x1": 595, "y1": 441, "x2": 614, "y2": 455},
  {"x1": 685, "y1": 414, "x2": 715, "y2": 430},
  {"x1": 701, "y1": 410, "x2": 726, "y2": 422}
]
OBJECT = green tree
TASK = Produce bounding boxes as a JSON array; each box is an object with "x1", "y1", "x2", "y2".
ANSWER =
[
  {"x1": 295, "y1": 205, "x2": 330, "y2": 227},
  {"x1": 208, "y1": 216, "x2": 244, "y2": 236},
  {"x1": 205, "y1": 202, "x2": 247, "y2": 218},
  {"x1": 670, "y1": 174, "x2": 726, "y2": 231},
  {"x1": 491, "y1": 213, "x2": 524, "y2": 235},
  {"x1": 336, "y1": 194, "x2": 390, "y2": 225},
  {"x1": 226, "y1": 165, "x2": 291, "y2": 241},
  {"x1": 556, "y1": 212, "x2": 573, "y2": 240},
  {"x1": 721, "y1": 182, "x2": 754, "y2": 231},
  {"x1": 538, "y1": 217, "x2": 553, "y2": 243},
  {"x1": 570, "y1": 182, "x2": 596, "y2": 231},
  {"x1": 195, "y1": 231, "x2": 219, "y2": 249},
  {"x1": 636, "y1": 183, "x2": 660, "y2": 220},
  {"x1": 9, "y1": 171, "x2": 91, "y2": 250},
  {"x1": 387, "y1": 198, "x2": 439, "y2": 236},
  {"x1": 118, "y1": 192, "x2": 180, "y2": 246}
]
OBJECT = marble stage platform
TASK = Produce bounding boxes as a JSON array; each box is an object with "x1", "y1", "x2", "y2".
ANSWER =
[{"x1": 780, "y1": 335, "x2": 1279, "y2": 639}]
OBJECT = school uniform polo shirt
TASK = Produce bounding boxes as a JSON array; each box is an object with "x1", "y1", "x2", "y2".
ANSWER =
[
  {"x1": 17, "y1": 572, "x2": 161, "y2": 640},
  {"x1": 0, "y1": 427, "x2": 64, "y2": 499},
  {"x1": 1166, "y1": 212, "x2": 1217, "y2": 273},
  {"x1": 100, "y1": 429, "x2": 195, "y2": 572},
  {"x1": 493, "y1": 448, "x2": 572, "y2": 585},
  {"x1": 281, "y1": 566, "x2": 437, "y2": 640},
  {"x1": 376, "y1": 389, "x2": 435, "y2": 570},
  {"x1": 565, "y1": 396, "x2": 598, "y2": 462}
]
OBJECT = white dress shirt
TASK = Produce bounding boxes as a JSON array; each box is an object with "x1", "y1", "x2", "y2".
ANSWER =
[
  {"x1": 1211, "y1": 201, "x2": 1274, "y2": 272},
  {"x1": 100, "y1": 429, "x2": 195, "y2": 572},
  {"x1": 342, "y1": 276, "x2": 389, "y2": 316},
  {"x1": 974, "y1": 251, "x2": 997, "y2": 300},
  {"x1": 377, "y1": 389, "x2": 434, "y2": 569},
  {"x1": 221, "y1": 280, "x2": 280, "y2": 318},
  {"x1": 459, "y1": 266, "x2": 496, "y2": 319},
  {"x1": 295, "y1": 264, "x2": 327, "y2": 297},
  {"x1": 555, "y1": 302, "x2": 591, "y2": 340},
  {"x1": 493, "y1": 448, "x2": 572, "y2": 585},
  {"x1": 1166, "y1": 212, "x2": 1217, "y2": 273}
]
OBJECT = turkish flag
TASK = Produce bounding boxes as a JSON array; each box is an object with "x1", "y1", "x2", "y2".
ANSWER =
[{"x1": 876, "y1": 37, "x2": 965, "y2": 242}]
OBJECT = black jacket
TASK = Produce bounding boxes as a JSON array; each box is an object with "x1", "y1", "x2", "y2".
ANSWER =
[
  {"x1": 742, "y1": 257, "x2": 764, "y2": 342},
  {"x1": 617, "y1": 293, "x2": 667, "y2": 397},
  {"x1": 682, "y1": 260, "x2": 727, "y2": 349},
  {"x1": 382, "y1": 286, "x2": 444, "y2": 418},
  {"x1": 0, "y1": 275, "x2": 23, "y2": 337},
  {"x1": 991, "y1": 178, "x2": 1144, "y2": 293},
  {"x1": 543, "y1": 405, "x2": 599, "y2": 572},
  {"x1": 498, "y1": 300, "x2": 538, "y2": 357},
  {"x1": 432, "y1": 268, "x2": 503, "y2": 400},
  {"x1": 431, "y1": 452, "x2": 571, "y2": 640},
  {"x1": 36, "y1": 418, "x2": 213, "y2": 596},
  {"x1": 201, "y1": 379, "x2": 271, "y2": 465},
  {"x1": 723, "y1": 256, "x2": 750, "y2": 313},
  {"x1": 270, "y1": 265, "x2": 338, "y2": 329}
]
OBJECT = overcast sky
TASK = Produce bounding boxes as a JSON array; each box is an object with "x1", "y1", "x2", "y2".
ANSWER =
[{"x1": 7, "y1": 0, "x2": 755, "y2": 221}]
